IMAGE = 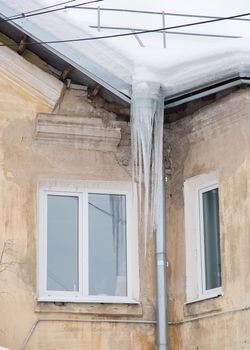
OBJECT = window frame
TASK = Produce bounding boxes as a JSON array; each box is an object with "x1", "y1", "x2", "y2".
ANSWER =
[
  {"x1": 38, "y1": 180, "x2": 139, "y2": 304},
  {"x1": 184, "y1": 172, "x2": 223, "y2": 303}
]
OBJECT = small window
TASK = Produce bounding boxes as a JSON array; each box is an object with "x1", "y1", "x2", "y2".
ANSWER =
[
  {"x1": 184, "y1": 172, "x2": 222, "y2": 302},
  {"x1": 38, "y1": 181, "x2": 139, "y2": 303}
]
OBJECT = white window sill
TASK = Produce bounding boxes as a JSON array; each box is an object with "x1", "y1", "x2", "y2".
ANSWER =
[
  {"x1": 37, "y1": 296, "x2": 140, "y2": 305},
  {"x1": 185, "y1": 289, "x2": 223, "y2": 305}
]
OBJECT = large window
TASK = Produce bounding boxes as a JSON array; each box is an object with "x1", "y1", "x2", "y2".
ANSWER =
[
  {"x1": 38, "y1": 181, "x2": 138, "y2": 303},
  {"x1": 184, "y1": 172, "x2": 222, "y2": 302}
]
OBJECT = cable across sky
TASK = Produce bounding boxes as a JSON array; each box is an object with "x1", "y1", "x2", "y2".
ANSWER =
[
  {"x1": 0, "y1": 10, "x2": 249, "y2": 48},
  {"x1": 0, "y1": 0, "x2": 103, "y2": 24}
]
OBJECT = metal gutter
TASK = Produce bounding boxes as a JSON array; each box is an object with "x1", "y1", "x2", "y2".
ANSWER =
[
  {"x1": 165, "y1": 78, "x2": 250, "y2": 109},
  {"x1": 0, "y1": 4, "x2": 131, "y2": 103}
]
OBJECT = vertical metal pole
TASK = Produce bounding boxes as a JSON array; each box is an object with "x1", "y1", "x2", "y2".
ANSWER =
[
  {"x1": 97, "y1": 6, "x2": 101, "y2": 32},
  {"x1": 156, "y1": 163, "x2": 168, "y2": 350},
  {"x1": 162, "y1": 11, "x2": 166, "y2": 49}
]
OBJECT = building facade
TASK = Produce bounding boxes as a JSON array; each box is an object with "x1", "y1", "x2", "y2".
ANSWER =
[
  {"x1": 0, "y1": 41, "x2": 157, "y2": 350},
  {"x1": 167, "y1": 88, "x2": 250, "y2": 349},
  {"x1": 0, "y1": 8, "x2": 250, "y2": 349}
]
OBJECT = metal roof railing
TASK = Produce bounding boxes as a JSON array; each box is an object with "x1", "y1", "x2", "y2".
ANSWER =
[{"x1": 66, "y1": 6, "x2": 250, "y2": 48}]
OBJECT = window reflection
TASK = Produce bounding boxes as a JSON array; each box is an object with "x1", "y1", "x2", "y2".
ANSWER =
[
  {"x1": 47, "y1": 195, "x2": 79, "y2": 291},
  {"x1": 202, "y1": 188, "x2": 221, "y2": 290},
  {"x1": 88, "y1": 193, "x2": 127, "y2": 296}
]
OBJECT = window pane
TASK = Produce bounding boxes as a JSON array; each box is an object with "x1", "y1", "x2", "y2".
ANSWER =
[
  {"x1": 88, "y1": 193, "x2": 127, "y2": 296},
  {"x1": 47, "y1": 195, "x2": 79, "y2": 291},
  {"x1": 202, "y1": 188, "x2": 221, "y2": 290}
]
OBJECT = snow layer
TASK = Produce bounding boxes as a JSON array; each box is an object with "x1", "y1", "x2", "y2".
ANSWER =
[
  {"x1": 131, "y1": 38, "x2": 250, "y2": 97},
  {"x1": 2, "y1": 0, "x2": 250, "y2": 98}
]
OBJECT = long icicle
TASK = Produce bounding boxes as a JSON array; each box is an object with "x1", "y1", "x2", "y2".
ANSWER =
[{"x1": 131, "y1": 81, "x2": 164, "y2": 254}]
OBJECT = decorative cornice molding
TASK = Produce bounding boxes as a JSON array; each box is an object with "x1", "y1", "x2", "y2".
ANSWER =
[
  {"x1": 35, "y1": 113, "x2": 122, "y2": 152},
  {"x1": 0, "y1": 46, "x2": 63, "y2": 108}
]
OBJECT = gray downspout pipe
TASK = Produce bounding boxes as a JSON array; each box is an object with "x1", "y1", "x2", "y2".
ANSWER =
[
  {"x1": 156, "y1": 165, "x2": 168, "y2": 350},
  {"x1": 131, "y1": 81, "x2": 168, "y2": 350}
]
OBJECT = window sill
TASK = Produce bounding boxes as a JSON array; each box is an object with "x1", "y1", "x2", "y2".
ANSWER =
[
  {"x1": 35, "y1": 298, "x2": 143, "y2": 316},
  {"x1": 184, "y1": 290, "x2": 223, "y2": 317},
  {"x1": 185, "y1": 289, "x2": 223, "y2": 305},
  {"x1": 37, "y1": 296, "x2": 140, "y2": 304}
]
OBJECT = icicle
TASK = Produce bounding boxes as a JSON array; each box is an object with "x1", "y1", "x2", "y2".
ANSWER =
[{"x1": 131, "y1": 82, "x2": 164, "y2": 253}]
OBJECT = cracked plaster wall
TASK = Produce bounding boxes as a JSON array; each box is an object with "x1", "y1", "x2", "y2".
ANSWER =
[
  {"x1": 165, "y1": 87, "x2": 250, "y2": 350},
  {"x1": 0, "y1": 69, "x2": 156, "y2": 350}
]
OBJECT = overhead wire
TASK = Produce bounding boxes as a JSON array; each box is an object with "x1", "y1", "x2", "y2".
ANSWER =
[
  {"x1": 0, "y1": 10, "x2": 249, "y2": 48},
  {"x1": 1, "y1": 0, "x2": 79, "y2": 22},
  {"x1": 0, "y1": 0, "x2": 103, "y2": 24}
]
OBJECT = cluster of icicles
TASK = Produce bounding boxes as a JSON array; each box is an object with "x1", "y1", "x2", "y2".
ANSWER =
[{"x1": 131, "y1": 82, "x2": 164, "y2": 252}]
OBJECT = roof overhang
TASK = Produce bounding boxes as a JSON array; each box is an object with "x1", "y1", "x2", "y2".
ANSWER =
[
  {"x1": 1, "y1": 1, "x2": 250, "y2": 116},
  {"x1": 0, "y1": 1, "x2": 132, "y2": 106}
]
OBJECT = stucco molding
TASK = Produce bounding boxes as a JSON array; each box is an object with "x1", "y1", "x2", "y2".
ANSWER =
[
  {"x1": 35, "y1": 113, "x2": 122, "y2": 152},
  {"x1": 0, "y1": 46, "x2": 63, "y2": 108}
]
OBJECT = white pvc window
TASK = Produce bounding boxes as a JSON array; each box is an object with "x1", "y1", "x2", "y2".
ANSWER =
[
  {"x1": 88, "y1": 193, "x2": 127, "y2": 297},
  {"x1": 38, "y1": 181, "x2": 139, "y2": 303},
  {"x1": 47, "y1": 194, "x2": 79, "y2": 293},
  {"x1": 184, "y1": 172, "x2": 222, "y2": 302}
]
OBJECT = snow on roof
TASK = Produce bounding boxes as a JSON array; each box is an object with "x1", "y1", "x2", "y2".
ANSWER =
[
  {"x1": 0, "y1": 0, "x2": 132, "y2": 101},
  {"x1": 1, "y1": 0, "x2": 250, "y2": 101},
  {"x1": 131, "y1": 37, "x2": 250, "y2": 97}
]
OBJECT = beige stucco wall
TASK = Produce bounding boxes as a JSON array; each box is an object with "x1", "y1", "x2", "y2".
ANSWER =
[
  {"x1": 0, "y1": 52, "x2": 156, "y2": 349},
  {"x1": 4, "y1": 40, "x2": 250, "y2": 350},
  {"x1": 166, "y1": 88, "x2": 250, "y2": 349}
]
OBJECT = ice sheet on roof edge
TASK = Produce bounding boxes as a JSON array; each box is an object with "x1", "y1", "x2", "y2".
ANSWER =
[{"x1": 3, "y1": 0, "x2": 250, "y2": 95}]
